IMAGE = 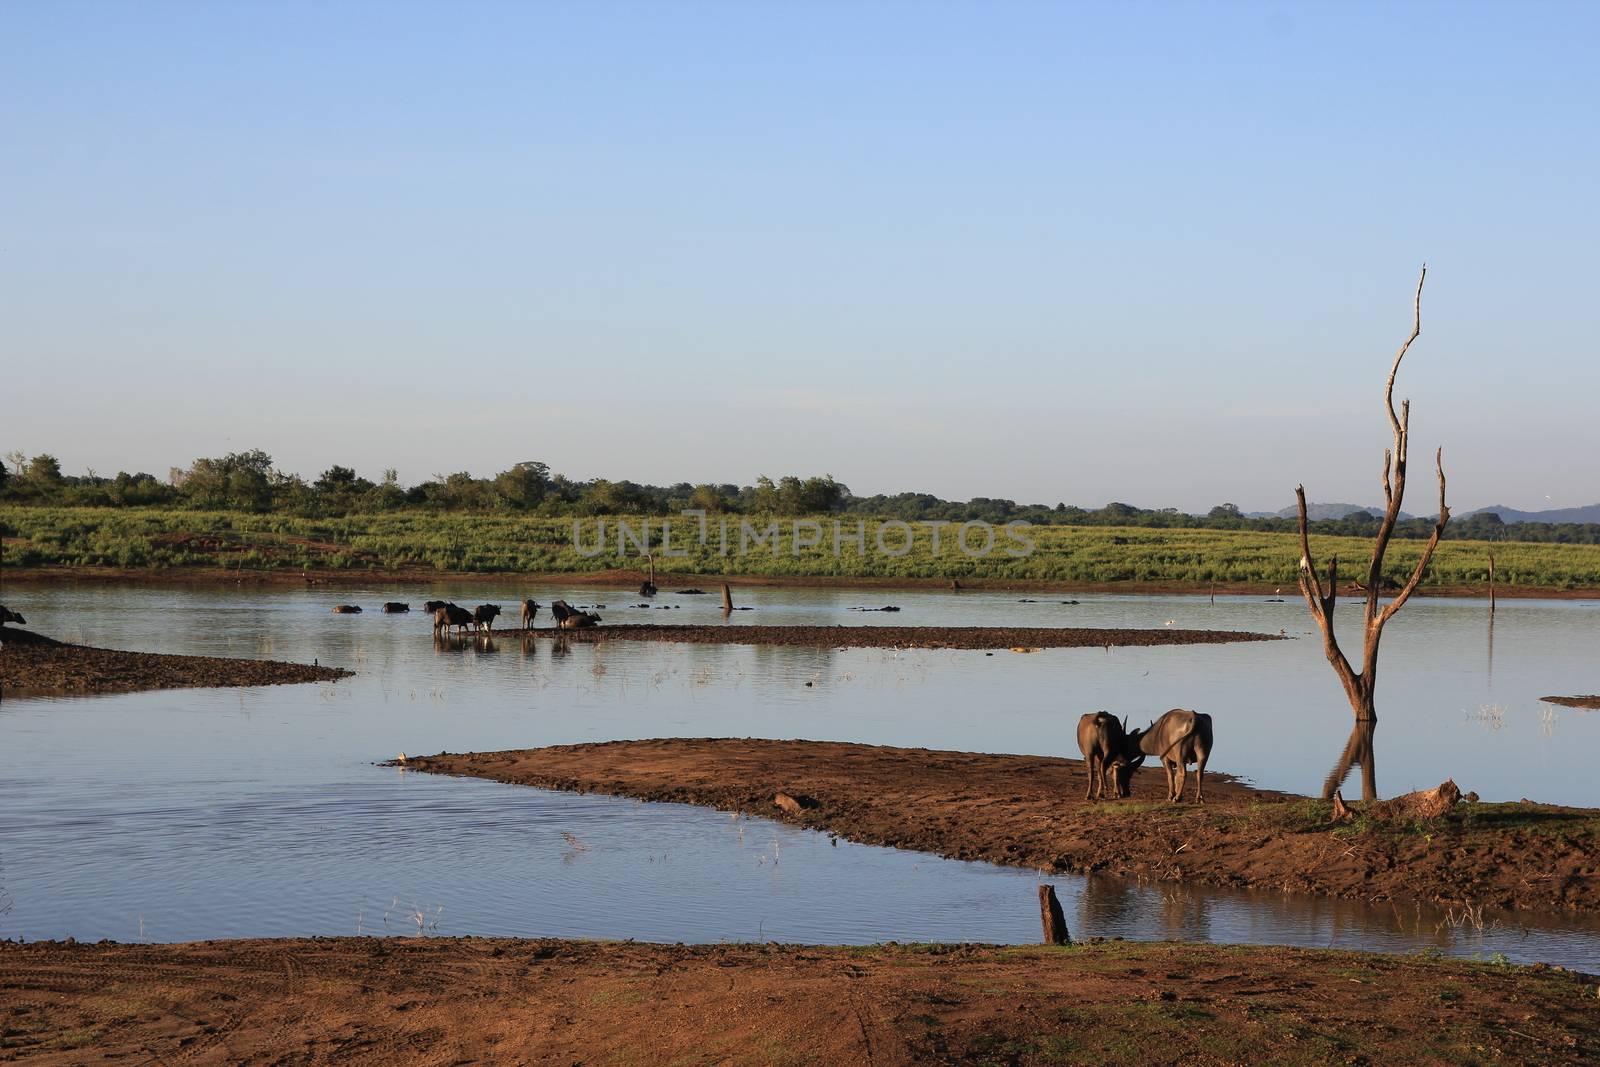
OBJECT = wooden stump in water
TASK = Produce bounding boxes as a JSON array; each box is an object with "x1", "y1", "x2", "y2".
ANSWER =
[{"x1": 1038, "y1": 884, "x2": 1070, "y2": 945}]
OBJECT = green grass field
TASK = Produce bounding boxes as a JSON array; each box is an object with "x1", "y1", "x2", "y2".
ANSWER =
[{"x1": 4, "y1": 506, "x2": 1599, "y2": 588}]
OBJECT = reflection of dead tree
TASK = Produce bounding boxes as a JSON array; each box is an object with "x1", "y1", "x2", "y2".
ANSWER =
[
  {"x1": 1322, "y1": 719, "x2": 1376, "y2": 804},
  {"x1": 1296, "y1": 266, "x2": 1450, "y2": 801}
]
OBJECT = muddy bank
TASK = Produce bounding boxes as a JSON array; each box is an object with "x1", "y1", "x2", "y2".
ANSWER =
[
  {"x1": 488, "y1": 622, "x2": 1284, "y2": 650},
  {"x1": 3, "y1": 938, "x2": 1594, "y2": 1066},
  {"x1": 7, "y1": 564, "x2": 1593, "y2": 598},
  {"x1": 0, "y1": 628, "x2": 351, "y2": 696},
  {"x1": 1544, "y1": 695, "x2": 1600, "y2": 710},
  {"x1": 402, "y1": 739, "x2": 1600, "y2": 914}
]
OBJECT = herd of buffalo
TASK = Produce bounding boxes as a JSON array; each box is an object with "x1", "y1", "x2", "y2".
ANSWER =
[{"x1": 330, "y1": 599, "x2": 603, "y2": 632}]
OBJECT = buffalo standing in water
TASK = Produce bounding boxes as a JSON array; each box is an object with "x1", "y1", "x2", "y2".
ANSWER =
[
  {"x1": 473, "y1": 604, "x2": 502, "y2": 633},
  {"x1": 520, "y1": 599, "x2": 540, "y2": 628},
  {"x1": 422, "y1": 600, "x2": 450, "y2": 614},
  {"x1": 1076, "y1": 712, "x2": 1146, "y2": 801},
  {"x1": 382, "y1": 602, "x2": 410, "y2": 613},
  {"x1": 432, "y1": 603, "x2": 474, "y2": 636},
  {"x1": 1138, "y1": 709, "x2": 1213, "y2": 803}
]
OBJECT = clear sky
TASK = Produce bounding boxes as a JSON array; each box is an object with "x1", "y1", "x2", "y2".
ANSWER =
[{"x1": 4, "y1": 1, "x2": 1596, "y2": 513}]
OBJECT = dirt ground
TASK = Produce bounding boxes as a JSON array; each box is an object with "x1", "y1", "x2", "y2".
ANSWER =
[
  {"x1": 402, "y1": 739, "x2": 1600, "y2": 914},
  {"x1": 478, "y1": 622, "x2": 1283, "y2": 650},
  {"x1": 1544, "y1": 695, "x2": 1600, "y2": 710},
  {"x1": 3, "y1": 937, "x2": 1596, "y2": 1066},
  {"x1": 8, "y1": 564, "x2": 1593, "y2": 598},
  {"x1": 0, "y1": 627, "x2": 351, "y2": 697}
]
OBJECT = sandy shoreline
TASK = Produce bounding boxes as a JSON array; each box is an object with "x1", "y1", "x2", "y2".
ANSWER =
[
  {"x1": 463, "y1": 622, "x2": 1286, "y2": 650},
  {"x1": 2, "y1": 937, "x2": 1594, "y2": 1065},
  {"x1": 399, "y1": 738, "x2": 1600, "y2": 914},
  {"x1": 0, "y1": 628, "x2": 352, "y2": 696}
]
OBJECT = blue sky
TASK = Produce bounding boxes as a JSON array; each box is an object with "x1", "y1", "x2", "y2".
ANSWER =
[{"x1": 4, "y1": 1, "x2": 1596, "y2": 512}]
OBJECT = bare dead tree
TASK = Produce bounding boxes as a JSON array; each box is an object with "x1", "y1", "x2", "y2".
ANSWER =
[{"x1": 1295, "y1": 266, "x2": 1450, "y2": 801}]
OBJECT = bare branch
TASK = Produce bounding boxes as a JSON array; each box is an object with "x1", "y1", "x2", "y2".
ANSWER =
[
  {"x1": 1380, "y1": 449, "x2": 1450, "y2": 625},
  {"x1": 1383, "y1": 265, "x2": 1426, "y2": 449},
  {"x1": 1367, "y1": 267, "x2": 1426, "y2": 622},
  {"x1": 1295, "y1": 485, "x2": 1326, "y2": 611}
]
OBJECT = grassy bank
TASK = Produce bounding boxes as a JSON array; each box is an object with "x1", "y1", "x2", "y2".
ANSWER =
[{"x1": 5, "y1": 505, "x2": 1600, "y2": 589}]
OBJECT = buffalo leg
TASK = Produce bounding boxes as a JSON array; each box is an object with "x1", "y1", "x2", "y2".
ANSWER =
[{"x1": 1085, "y1": 755, "x2": 1098, "y2": 801}]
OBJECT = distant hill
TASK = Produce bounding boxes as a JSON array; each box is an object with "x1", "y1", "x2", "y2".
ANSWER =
[
  {"x1": 1463, "y1": 504, "x2": 1600, "y2": 524},
  {"x1": 1243, "y1": 502, "x2": 1409, "y2": 522},
  {"x1": 1241, "y1": 501, "x2": 1600, "y2": 525}
]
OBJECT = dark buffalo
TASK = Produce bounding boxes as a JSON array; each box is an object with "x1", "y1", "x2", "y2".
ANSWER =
[
  {"x1": 1138, "y1": 708, "x2": 1214, "y2": 803},
  {"x1": 382, "y1": 602, "x2": 410, "y2": 614},
  {"x1": 473, "y1": 604, "x2": 502, "y2": 633},
  {"x1": 521, "y1": 599, "x2": 540, "y2": 628},
  {"x1": 1076, "y1": 712, "x2": 1146, "y2": 801},
  {"x1": 550, "y1": 599, "x2": 601, "y2": 629},
  {"x1": 0, "y1": 605, "x2": 25, "y2": 628},
  {"x1": 433, "y1": 603, "x2": 474, "y2": 635},
  {"x1": 332, "y1": 605, "x2": 363, "y2": 614},
  {"x1": 422, "y1": 600, "x2": 450, "y2": 614}
]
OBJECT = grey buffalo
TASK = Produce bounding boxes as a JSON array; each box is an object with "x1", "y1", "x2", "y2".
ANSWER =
[
  {"x1": 1076, "y1": 712, "x2": 1146, "y2": 801},
  {"x1": 1138, "y1": 708, "x2": 1213, "y2": 803}
]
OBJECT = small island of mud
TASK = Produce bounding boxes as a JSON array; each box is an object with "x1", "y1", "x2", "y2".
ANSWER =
[
  {"x1": 497, "y1": 623, "x2": 1285, "y2": 650},
  {"x1": 0, "y1": 627, "x2": 351, "y2": 697},
  {"x1": 399, "y1": 738, "x2": 1600, "y2": 914},
  {"x1": 1543, "y1": 695, "x2": 1600, "y2": 710}
]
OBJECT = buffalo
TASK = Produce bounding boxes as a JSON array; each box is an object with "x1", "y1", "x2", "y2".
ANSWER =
[
  {"x1": 473, "y1": 604, "x2": 502, "y2": 633},
  {"x1": 550, "y1": 599, "x2": 601, "y2": 629},
  {"x1": 1076, "y1": 712, "x2": 1146, "y2": 801},
  {"x1": 521, "y1": 599, "x2": 540, "y2": 628},
  {"x1": 1138, "y1": 708, "x2": 1214, "y2": 803},
  {"x1": 432, "y1": 603, "x2": 474, "y2": 635},
  {"x1": 382, "y1": 602, "x2": 410, "y2": 614},
  {"x1": 0, "y1": 605, "x2": 25, "y2": 627},
  {"x1": 332, "y1": 605, "x2": 363, "y2": 614},
  {"x1": 422, "y1": 600, "x2": 450, "y2": 614}
]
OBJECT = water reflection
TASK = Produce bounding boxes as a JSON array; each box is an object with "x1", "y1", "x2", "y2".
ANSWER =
[{"x1": 1322, "y1": 719, "x2": 1377, "y2": 802}]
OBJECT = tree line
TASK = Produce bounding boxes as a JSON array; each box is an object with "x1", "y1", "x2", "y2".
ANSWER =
[{"x1": 2, "y1": 450, "x2": 1595, "y2": 544}]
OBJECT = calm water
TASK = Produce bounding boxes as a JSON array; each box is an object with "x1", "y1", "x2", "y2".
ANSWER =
[{"x1": 2, "y1": 582, "x2": 1597, "y2": 966}]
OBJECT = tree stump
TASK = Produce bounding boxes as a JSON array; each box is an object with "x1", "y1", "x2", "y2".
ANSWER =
[
  {"x1": 1365, "y1": 779, "x2": 1463, "y2": 822},
  {"x1": 1038, "y1": 884, "x2": 1070, "y2": 945}
]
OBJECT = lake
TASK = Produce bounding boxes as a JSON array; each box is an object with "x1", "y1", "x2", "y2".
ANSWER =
[{"x1": 2, "y1": 581, "x2": 1596, "y2": 966}]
